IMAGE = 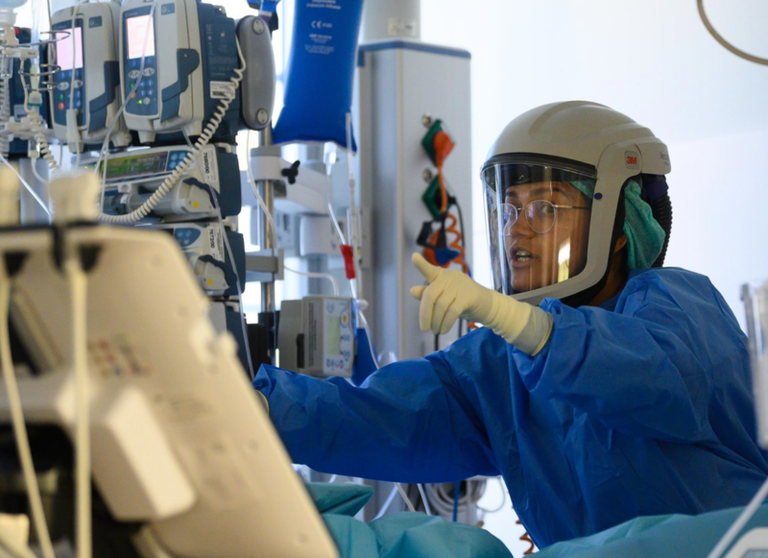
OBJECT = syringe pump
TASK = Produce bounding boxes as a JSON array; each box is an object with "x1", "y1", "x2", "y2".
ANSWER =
[
  {"x1": 279, "y1": 297, "x2": 356, "y2": 378},
  {"x1": 83, "y1": 144, "x2": 240, "y2": 220},
  {"x1": 50, "y1": 1, "x2": 129, "y2": 151},
  {"x1": 156, "y1": 221, "x2": 246, "y2": 297},
  {"x1": 119, "y1": 0, "x2": 241, "y2": 144}
]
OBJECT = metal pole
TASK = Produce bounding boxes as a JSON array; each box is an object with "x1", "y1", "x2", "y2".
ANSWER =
[{"x1": 259, "y1": 126, "x2": 276, "y2": 359}]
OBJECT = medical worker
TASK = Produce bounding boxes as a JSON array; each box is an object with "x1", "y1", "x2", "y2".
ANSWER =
[{"x1": 254, "y1": 101, "x2": 768, "y2": 548}]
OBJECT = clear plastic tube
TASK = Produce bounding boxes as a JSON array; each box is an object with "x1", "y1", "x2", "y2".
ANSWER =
[{"x1": 246, "y1": 131, "x2": 339, "y2": 296}]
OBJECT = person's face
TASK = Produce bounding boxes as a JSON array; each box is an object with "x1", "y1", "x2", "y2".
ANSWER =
[{"x1": 503, "y1": 181, "x2": 592, "y2": 293}]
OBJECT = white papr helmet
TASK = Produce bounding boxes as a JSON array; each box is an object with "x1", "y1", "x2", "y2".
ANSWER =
[{"x1": 481, "y1": 101, "x2": 672, "y2": 306}]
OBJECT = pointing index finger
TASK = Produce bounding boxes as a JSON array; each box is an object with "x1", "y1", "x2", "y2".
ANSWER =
[{"x1": 411, "y1": 252, "x2": 441, "y2": 283}]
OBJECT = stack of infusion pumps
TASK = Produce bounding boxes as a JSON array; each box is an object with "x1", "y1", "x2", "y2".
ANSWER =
[{"x1": 46, "y1": 0, "x2": 277, "y2": 373}]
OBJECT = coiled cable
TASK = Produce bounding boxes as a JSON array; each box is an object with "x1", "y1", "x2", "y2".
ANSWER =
[{"x1": 98, "y1": 37, "x2": 246, "y2": 224}]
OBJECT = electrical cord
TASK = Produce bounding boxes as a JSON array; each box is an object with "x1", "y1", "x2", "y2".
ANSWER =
[
  {"x1": 98, "y1": 34, "x2": 245, "y2": 224},
  {"x1": 476, "y1": 476, "x2": 507, "y2": 514},
  {"x1": 516, "y1": 520, "x2": 536, "y2": 556},
  {"x1": 698, "y1": 0, "x2": 768, "y2": 66},
  {"x1": 65, "y1": 249, "x2": 90, "y2": 558},
  {"x1": 0, "y1": 258, "x2": 56, "y2": 558},
  {"x1": 395, "y1": 482, "x2": 416, "y2": 513},
  {"x1": 30, "y1": 159, "x2": 47, "y2": 186}
]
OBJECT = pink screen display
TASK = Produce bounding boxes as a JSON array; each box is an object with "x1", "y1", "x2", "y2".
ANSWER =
[
  {"x1": 127, "y1": 15, "x2": 155, "y2": 59},
  {"x1": 56, "y1": 27, "x2": 83, "y2": 71}
]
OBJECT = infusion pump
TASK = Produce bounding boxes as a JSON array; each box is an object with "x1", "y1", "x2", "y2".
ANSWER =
[
  {"x1": 119, "y1": 0, "x2": 241, "y2": 143},
  {"x1": 81, "y1": 144, "x2": 241, "y2": 220},
  {"x1": 50, "y1": 1, "x2": 129, "y2": 150}
]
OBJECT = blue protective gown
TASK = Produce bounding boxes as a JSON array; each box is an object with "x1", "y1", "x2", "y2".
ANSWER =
[{"x1": 254, "y1": 268, "x2": 768, "y2": 548}]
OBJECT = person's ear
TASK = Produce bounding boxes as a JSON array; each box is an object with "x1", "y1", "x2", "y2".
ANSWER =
[{"x1": 614, "y1": 234, "x2": 628, "y2": 254}]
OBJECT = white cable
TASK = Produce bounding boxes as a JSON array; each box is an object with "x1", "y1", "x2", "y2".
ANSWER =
[
  {"x1": 395, "y1": 482, "x2": 416, "y2": 513},
  {"x1": 0, "y1": 152, "x2": 51, "y2": 218},
  {"x1": 327, "y1": 474, "x2": 337, "y2": 484},
  {"x1": 97, "y1": 37, "x2": 245, "y2": 223},
  {"x1": 373, "y1": 485, "x2": 399, "y2": 521},
  {"x1": 245, "y1": 132, "x2": 340, "y2": 296},
  {"x1": 425, "y1": 481, "x2": 486, "y2": 521},
  {"x1": 706, "y1": 475, "x2": 768, "y2": 558},
  {"x1": 476, "y1": 477, "x2": 507, "y2": 514},
  {"x1": 417, "y1": 484, "x2": 432, "y2": 516},
  {"x1": 245, "y1": 131, "x2": 277, "y2": 247},
  {"x1": 31, "y1": 160, "x2": 47, "y2": 186},
  {"x1": 326, "y1": 201, "x2": 346, "y2": 245},
  {"x1": 65, "y1": 253, "x2": 90, "y2": 558},
  {"x1": 282, "y1": 264, "x2": 338, "y2": 296},
  {"x1": 0, "y1": 260, "x2": 55, "y2": 558}
]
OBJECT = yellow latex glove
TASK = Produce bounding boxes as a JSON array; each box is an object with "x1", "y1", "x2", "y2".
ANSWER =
[{"x1": 410, "y1": 253, "x2": 552, "y2": 355}]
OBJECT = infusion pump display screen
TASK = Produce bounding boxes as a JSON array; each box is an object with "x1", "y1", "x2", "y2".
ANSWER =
[
  {"x1": 105, "y1": 152, "x2": 168, "y2": 180},
  {"x1": 126, "y1": 14, "x2": 155, "y2": 59},
  {"x1": 56, "y1": 26, "x2": 83, "y2": 70}
]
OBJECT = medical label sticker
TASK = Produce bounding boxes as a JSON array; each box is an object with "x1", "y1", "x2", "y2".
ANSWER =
[
  {"x1": 210, "y1": 81, "x2": 232, "y2": 100},
  {"x1": 388, "y1": 18, "x2": 417, "y2": 37},
  {"x1": 207, "y1": 227, "x2": 225, "y2": 262},
  {"x1": 200, "y1": 149, "x2": 218, "y2": 186},
  {"x1": 89, "y1": 333, "x2": 151, "y2": 378}
]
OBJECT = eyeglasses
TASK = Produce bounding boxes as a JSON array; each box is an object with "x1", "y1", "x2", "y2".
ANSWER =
[{"x1": 502, "y1": 200, "x2": 590, "y2": 234}]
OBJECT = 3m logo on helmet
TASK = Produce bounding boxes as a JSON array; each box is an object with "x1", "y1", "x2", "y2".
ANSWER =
[{"x1": 624, "y1": 152, "x2": 640, "y2": 169}]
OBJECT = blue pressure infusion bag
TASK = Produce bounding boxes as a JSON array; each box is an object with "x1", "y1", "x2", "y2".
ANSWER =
[{"x1": 272, "y1": 0, "x2": 364, "y2": 150}]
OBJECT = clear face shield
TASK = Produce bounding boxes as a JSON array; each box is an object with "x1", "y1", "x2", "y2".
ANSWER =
[{"x1": 482, "y1": 161, "x2": 596, "y2": 296}]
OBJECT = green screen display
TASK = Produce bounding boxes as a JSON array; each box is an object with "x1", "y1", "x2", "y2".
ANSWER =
[{"x1": 105, "y1": 152, "x2": 168, "y2": 180}]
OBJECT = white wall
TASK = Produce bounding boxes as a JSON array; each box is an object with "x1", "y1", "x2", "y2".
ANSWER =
[{"x1": 421, "y1": 0, "x2": 768, "y2": 552}]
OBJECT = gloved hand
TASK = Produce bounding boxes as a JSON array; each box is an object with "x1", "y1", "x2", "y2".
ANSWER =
[{"x1": 410, "y1": 253, "x2": 553, "y2": 355}]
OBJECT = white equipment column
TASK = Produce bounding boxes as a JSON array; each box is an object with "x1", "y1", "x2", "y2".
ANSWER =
[{"x1": 357, "y1": 42, "x2": 473, "y2": 361}]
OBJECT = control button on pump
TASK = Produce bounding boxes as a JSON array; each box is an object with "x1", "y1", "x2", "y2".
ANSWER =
[
  {"x1": 129, "y1": 69, "x2": 140, "y2": 79},
  {"x1": 57, "y1": 81, "x2": 69, "y2": 91},
  {"x1": 142, "y1": 67, "x2": 155, "y2": 77},
  {"x1": 73, "y1": 80, "x2": 82, "y2": 88},
  {"x1": 57, "y1": 102, "x2": 65, "y2": 110},
  {"x1": 142, "y1": 97, "x2": 151, "y2": 105}
]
